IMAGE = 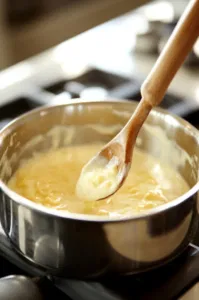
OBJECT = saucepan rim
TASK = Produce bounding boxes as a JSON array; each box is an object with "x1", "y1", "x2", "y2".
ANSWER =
[{"x1": 0, "y1": 98, "x2": 198, "y2": 223}]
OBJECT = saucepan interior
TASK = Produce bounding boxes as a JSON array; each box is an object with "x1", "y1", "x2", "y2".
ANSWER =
[{"x1": 0, "y1": 99, "x2": 198, "y2": 221}]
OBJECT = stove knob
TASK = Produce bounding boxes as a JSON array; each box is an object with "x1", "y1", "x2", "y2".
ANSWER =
[{"x1": 0, "y1": 275, "x2": 43, "y2": 300}]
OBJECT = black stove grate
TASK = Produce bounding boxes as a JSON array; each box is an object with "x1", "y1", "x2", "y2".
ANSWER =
[
  {"x1": 0, "y1": 97, "x2": 41, "y2": 130},
  {"x1": 43, "y1": 68, "x2": 135, "y2": 98}
]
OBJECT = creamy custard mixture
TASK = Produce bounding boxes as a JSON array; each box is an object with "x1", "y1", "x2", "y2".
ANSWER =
[
  {"x1": 76, "y1": 155, "x2": 122, "y2": 201},
  {"x1": 7, "y1": 143, "x2": 189, "y2": 217}
]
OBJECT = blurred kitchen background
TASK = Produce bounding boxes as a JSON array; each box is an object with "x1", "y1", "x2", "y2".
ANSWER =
[
  {"x1": 0, "y1": 0, "x2": 198, "y2": 118},
  {"x1": 1, "y1": 0, "x2": 148, "y2": 70},
  {"x1": 1, "y1": 0, "x2": 198, "y2": 70}
]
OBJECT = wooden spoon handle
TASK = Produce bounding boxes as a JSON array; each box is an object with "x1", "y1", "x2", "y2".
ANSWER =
[{"x1": 141, "y1": 0, "x2": 199, "y2": 107}]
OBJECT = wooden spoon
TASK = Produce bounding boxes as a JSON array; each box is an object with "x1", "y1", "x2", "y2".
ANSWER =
[{"x1": 76, "y1": 0, "x2": 199, "y2": 201}]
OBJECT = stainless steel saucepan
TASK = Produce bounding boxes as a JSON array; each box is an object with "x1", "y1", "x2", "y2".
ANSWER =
[{"x1": 0, "y1": 99, "x2": 198, "y2": 279}]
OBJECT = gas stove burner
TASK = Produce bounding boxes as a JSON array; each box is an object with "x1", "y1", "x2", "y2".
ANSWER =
[
  {"x1": 80, "y1": 86, "x2": 108, "y2": 99},
  {"x1": 64, "y1": 81, "x2": 85, "y2": 98},
  {"x1": 64, "y1": 81, "x2": 109, "y2": 100},
  {"x1": 50, "y1": 92, "x2": 72, "y2": 105},
  {"x1": 43, "y1": 68, "x2": 134, "y2": 98}
]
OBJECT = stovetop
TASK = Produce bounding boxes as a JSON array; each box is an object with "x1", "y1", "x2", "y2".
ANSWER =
[
  {"x1": 0, "y1": 66, "x2": 199, "y2": 299},
  {"x1": 0, "y1": 66, "x2": 198, "y2": 129}
]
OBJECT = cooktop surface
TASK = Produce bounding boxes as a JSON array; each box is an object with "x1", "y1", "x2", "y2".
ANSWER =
[{"x1": 0, "y1": 68, "x2": 199, "y2": 300}]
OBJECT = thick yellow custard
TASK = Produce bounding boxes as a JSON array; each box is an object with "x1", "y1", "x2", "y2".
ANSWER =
[{"x1": 7, "y1": 143, "x2": 189, "y2": 217}]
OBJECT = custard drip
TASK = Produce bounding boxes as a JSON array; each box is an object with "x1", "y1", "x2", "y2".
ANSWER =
[{"x1": 8, "y1": 144, "x2": 189, "y2": 217}]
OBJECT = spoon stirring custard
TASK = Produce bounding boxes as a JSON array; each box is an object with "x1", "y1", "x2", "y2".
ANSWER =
[{"x1": 76, "y1": 0, "x2": 199, "y2": 201}]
